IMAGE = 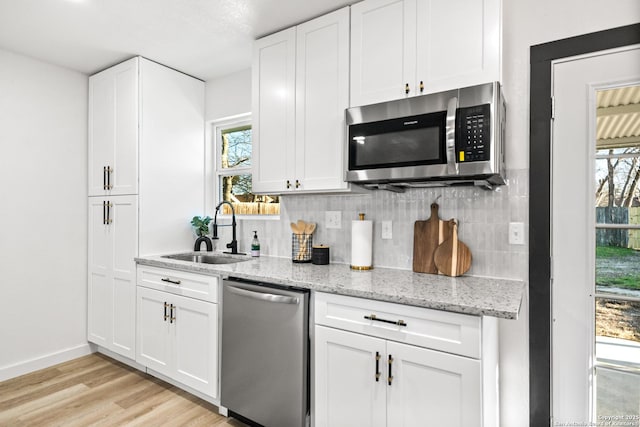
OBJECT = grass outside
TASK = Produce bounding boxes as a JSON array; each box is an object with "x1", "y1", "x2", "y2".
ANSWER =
[
  {"x1": 596, "y1": 245, "x2": 640, "y2": 343},
  {"x1": 596, "y1": 246, "x2": 640, "y2": 290}
]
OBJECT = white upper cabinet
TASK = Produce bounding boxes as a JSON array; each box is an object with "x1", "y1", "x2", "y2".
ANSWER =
[
  {"x1": 350, "y1": 0, "x2": 416, "y2": 107},
  {"x1": 252, "y1": 27, "x2": 296, "y2": 194},
  {"x1": 294, "y1": 9, "x2": 350, "y2": 192},
  {"x1": 415, "y1": 0, "x2": 500, "y2": 93},
  {"x1": 350, "y1": 0, "x2": 501, "y2": 106},
  {"x1": 253, "y1": 7, "x2": 350, "y2": 194},
  {"x1": 88, "y1": 58, "x2": 139, "y2": 196}
]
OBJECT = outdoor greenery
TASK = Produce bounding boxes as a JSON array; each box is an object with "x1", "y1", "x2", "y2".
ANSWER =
[
  {"x1": 596, "y1": 245, "x2": 640, "y2": 291},
  {"x1": 218, "y1": 124, "x2": 280, "y2": 215}
]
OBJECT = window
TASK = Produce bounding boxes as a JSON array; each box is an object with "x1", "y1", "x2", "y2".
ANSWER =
[{"x1": 213, "y1": 115, "x2": 280, "y2": 216}]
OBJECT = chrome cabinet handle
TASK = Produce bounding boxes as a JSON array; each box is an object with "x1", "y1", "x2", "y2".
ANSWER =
[
  {"x1": 161, "y1": 277, "x2": 181, "y2": 285},
  {"x1": 375, "y1": 352, "x2": 381, "y2": 382},
  {"x1": 445, "y1": 96, "x2": 459, "y2": 176},
  {"x1": 364, "y1": 314, "x2": 408, "y2": 327},
  {"x1": 388, "y1": 355, "x2": 394, "y2": 386},
  {"x1": 226, "y1": 285, "x2": 300, "y2": 305},
  {"x1": 102, "y1": 201, "x2": 107, "y2": 225},
  {"x1": 103, "y1": 166, "x2": 107, "y2": 190}
]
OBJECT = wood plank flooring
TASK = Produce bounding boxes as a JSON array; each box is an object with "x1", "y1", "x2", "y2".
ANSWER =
[{"x1": 0, "y1": 353, "x2": 248, "y2": 426}]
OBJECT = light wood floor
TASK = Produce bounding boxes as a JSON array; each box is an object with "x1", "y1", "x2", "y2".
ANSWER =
[{"x1": 0, "y1": 353, "x2": 248, "y2": 426}]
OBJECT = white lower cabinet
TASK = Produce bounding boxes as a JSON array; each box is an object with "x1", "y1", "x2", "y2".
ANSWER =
[
  {"x1": 136, "y1": 274, "x2": 219, "y2": 399},
  {"x1": 315, "y1": 326, "x2": 387, "y2": 427},
  {"x1": 88, "y1": 195, "x2": 138, "y2": 359},
  {"x1": 314, "y1": 292, "x2": 494, "y2": 427}
]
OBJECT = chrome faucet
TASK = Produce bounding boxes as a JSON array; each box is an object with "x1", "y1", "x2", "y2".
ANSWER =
[{"x1": 212, "y1": 201, "x2": 243, "y2": 255}]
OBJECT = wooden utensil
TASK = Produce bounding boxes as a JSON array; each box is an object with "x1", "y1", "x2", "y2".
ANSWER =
[
  {"x1": 433, "y1": 220, "x2": 472, "y2": 277},
  {"x1": 412, "y1": 203, "x2": 453, "y2": 274},
  {"x1": 297, "y1": 222, "x2": 316, "y2": 259}
]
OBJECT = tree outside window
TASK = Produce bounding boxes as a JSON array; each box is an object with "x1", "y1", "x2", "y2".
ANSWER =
[{"x1": 215, "y1": 119, "x2": 279, "y2": 216}]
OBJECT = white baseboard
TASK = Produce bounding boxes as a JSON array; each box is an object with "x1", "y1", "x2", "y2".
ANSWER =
[
  {"x1": 94, "y1": 346, "x2": 146, "y2": 372},
  {"x1": 0, "y1": 343, "x2": 94, "y2": 382},
  {"x1": 146, "y1": 368, "x2": 221, "y2": 408}
]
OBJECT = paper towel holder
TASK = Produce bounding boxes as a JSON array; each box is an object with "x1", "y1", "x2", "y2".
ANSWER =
[{"x1": 351, "y1": 212, "x2": 373, "y2": 271}]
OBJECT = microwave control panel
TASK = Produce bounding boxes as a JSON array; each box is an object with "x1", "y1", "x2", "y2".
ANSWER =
[{"x1": 455, "y1": 104, "x2": 491, "y2": 163}]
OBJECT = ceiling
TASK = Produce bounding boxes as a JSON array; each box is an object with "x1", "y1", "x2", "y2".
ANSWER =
[
  {"x1": 0, "y1": 0, "x2": 353, "y2": 81},
  {"x1": 596, "y1": 85, "x2": 640, "y2": 150}
]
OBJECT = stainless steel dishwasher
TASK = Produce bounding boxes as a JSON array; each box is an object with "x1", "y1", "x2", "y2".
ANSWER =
[{"x1": 221, "y1": 278, "x2": 309, "y2": 427}]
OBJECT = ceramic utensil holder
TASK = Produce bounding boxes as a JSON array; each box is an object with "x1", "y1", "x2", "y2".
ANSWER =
[{"x1": 292, "y1": 233, "x2": 313, "y2": 263}]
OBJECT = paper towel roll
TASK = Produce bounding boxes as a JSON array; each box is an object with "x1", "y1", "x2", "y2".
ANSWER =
[{"x1": 351, "y1": 216, "x2": 373, "y2": 270}]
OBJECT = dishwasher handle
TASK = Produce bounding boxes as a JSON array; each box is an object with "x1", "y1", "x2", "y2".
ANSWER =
[{"x1": 226, "y1": 284, "x2": 300, "y2": 305}]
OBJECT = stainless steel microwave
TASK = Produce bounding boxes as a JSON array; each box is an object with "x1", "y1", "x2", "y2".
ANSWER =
[{"x1": 345, "y1": 82, "x2": 505, "y2": 190}]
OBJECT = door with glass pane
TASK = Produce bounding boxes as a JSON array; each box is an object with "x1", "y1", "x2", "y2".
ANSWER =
[
  {"x1": 594, "y1": 84, "x2": 640, "y2": 417},
  {"x1": 552, "y1": 46, "x2": 640, "y2": 424}
]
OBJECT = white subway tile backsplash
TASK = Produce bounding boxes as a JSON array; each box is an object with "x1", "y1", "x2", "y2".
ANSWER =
[{"x1": 239, "y1": 168, "x2": 529, "y2": 281}]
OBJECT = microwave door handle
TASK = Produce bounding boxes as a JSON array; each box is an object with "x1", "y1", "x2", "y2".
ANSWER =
[{"x1": 445, "y1": 96, "x2": 459, "y2": 176}]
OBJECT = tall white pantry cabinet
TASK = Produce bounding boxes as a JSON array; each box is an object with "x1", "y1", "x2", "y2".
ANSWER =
[{"x1": 87, "y1": 57, "x2": 205, "y2": 359}]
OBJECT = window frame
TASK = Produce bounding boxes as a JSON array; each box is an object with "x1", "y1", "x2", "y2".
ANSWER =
[{"x1": 206, "y1": 113, "x2": 280, "y2": 220}]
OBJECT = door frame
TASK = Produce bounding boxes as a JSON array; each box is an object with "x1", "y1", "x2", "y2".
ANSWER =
[{"x1": 529, "y1": 23, "x2": 640, "y2": 427}]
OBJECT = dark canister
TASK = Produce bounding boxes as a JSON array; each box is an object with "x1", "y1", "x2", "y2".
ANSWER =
[{"x1": 311, "y1": 245, "x2": 330, "y2": 265}]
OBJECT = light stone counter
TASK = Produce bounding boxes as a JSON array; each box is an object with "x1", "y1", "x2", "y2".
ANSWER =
[{"x1": 135, "y1": 253, "x2": 525, "y2": 319}]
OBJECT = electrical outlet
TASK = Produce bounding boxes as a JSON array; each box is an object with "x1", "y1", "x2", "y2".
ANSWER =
[
  {"x1": 509, "y1": 222, "x2": 525, "y2": 245},
  {"x1": 326, "y1": 211, "x2": 342, "y2": 229},
  {"x1": 381, "y1": 221, "x2": 392, "y2": 239}
]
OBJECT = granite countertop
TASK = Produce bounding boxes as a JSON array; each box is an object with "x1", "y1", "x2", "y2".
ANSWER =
[{"x1": 135, "y1": 252, "x2": 525, "y2": 320}]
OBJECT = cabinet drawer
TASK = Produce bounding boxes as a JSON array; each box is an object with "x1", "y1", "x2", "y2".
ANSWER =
[
  {"x1": 314, "y1": 292, "x2": 481, "y2": 359},
  {"x1": 137, "y1": 266, "x2": 219, "y2": 303}
]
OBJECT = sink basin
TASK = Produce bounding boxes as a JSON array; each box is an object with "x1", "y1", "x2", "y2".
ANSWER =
[{"x1": 162, "y1": 253, "x2": 250, "y2": 265}]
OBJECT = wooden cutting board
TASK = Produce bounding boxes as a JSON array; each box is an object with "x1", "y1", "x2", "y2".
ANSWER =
[
  {"x1": 412, "y1": 203, "x2": 453, "y2": 274},
  {"x1": 434, "y1": 220, "x2": 472, "y2": 277}
]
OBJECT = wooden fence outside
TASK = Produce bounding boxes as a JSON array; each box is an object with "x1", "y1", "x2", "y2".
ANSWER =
[
  {"x1": 220, "y1": 202, "x2": 280, "y2": 216},
  {"x1": 630, "y1": 207, "x2": 640, "y2": 250},
  {"x1": 596, "y1": 206, "x2": 640, "y2": 249}
]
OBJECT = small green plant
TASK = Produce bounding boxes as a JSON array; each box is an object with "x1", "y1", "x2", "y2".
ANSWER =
[{"x1": 191, "y1": 216, "x2": 212, "y2": 237}]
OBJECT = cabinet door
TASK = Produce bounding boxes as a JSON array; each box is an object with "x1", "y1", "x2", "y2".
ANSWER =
[
  {"x1": 88, "y1": 58, "x2": 138, "y2": 196},
  {"x1": 136, "y1": 286, "x2": 172, "y2": 376},
  {"x1": 350, "y1": 0, "x2": 417, "y2": 106},
  {"x1": 416, "y1": 0, "x2": 500, "y2": 94},
  {"x1": 314, "y1": 326, "x2": 386, "y2": 427},
  {"x1": 87, "y1": 198, "x2": 111, "y2": 347},
  {"x1": 110, "y1": 195, "x2": 138, "y2": 358},
  {"x1": 252, "y1": 28, "x2": 296, "y2": 193},
  {"x1": 386, "y1": 341, "x2": 482, "y2": 427},
  {"x1": 172, "y1": 295, "x2": 218, "y2": 398},
  {"x1": 295, "y1": 8, "x2": 350, "y2": 192}
]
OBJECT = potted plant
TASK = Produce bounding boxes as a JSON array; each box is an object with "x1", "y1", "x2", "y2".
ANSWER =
[
  {"x1": 191, "y1": 216, "x2": 213, "y2": 251},
  {"x1": 191, "y1": 215, "x2": 212, "y2": 237}
]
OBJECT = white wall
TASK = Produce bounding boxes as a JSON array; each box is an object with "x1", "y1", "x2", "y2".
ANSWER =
[
  {"x1": 502, "y1": 0, "x2": 640, "y2": 170},
  {"x1": 205, "y1": 68, "x2": 251, "y2": 122},
  {"x1": 0, "y1": 49, "x2": 90, "y2": 380}
]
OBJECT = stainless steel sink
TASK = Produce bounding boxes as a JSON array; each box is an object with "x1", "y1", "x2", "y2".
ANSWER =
[{"x1": 162, "y1": 253, "x2": 250, "y2": 264}]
